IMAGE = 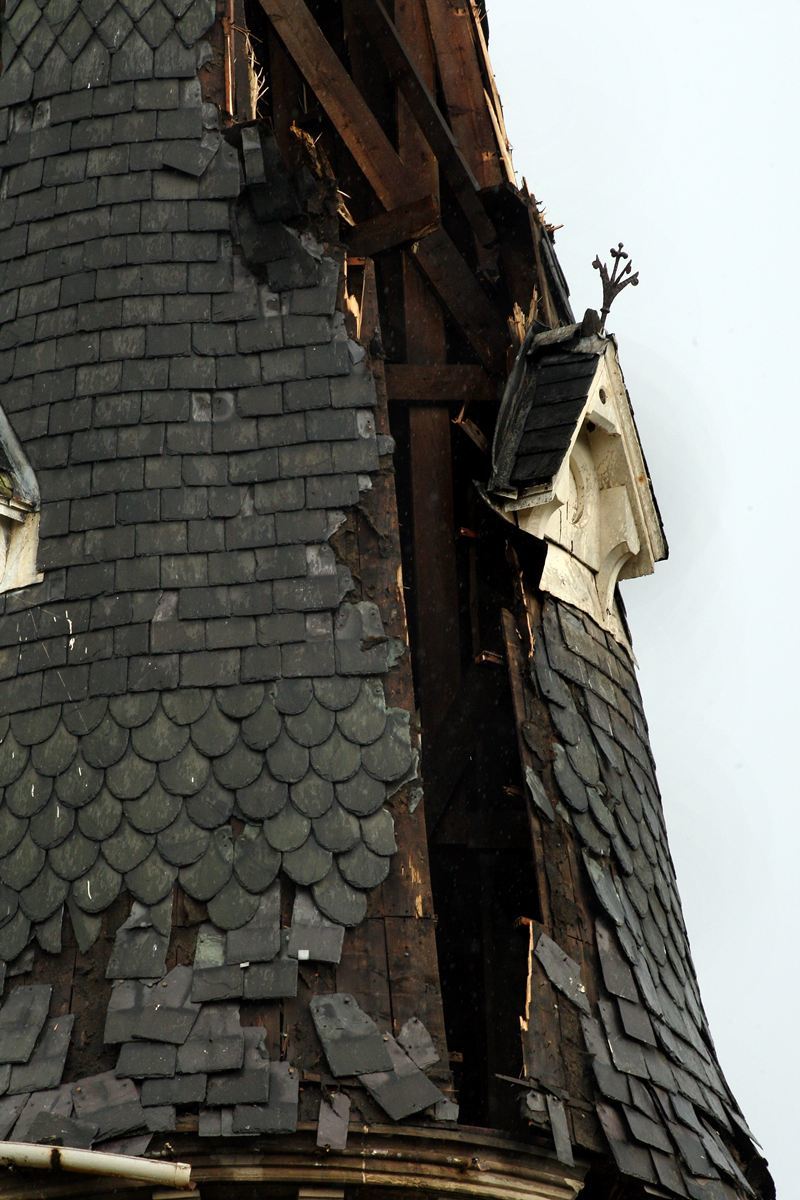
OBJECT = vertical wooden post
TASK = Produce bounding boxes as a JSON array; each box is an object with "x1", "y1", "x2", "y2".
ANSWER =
[{"x1": 396, "y1": 0, "x2": 461, "y2": 739}]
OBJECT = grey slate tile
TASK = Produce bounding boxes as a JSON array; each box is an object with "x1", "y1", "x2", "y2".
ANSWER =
[
  {"x1": 206, "y1": 1027, "x2": 269, "y2": 1107},
  {"x1": 26, "y1": 1108, "x2": 97, "y2": 1148},
  {"x1": 287, "y1": 891, "x2": 344, "y2": 964},
  {"x1": 225, "y1": 885, "x2": 280, "y2": 964},
  {"x1": 7, "y1": 1015, "x2": 74, "y2": 1096},
  {"x1": 106, "y1": 900, "x2": 170, "y2": 979},
  {"x1": 310, "y1": 993, "x2": 392, "y2": 1078},
  {"x1": 312, "y1": 864, "x2": 367, "y2": 927},
  {"x1": 243, "y1": 957, "x2": 298, "y2": 1001},
  {"x1": 317, "y1": 1089, "x2": 350, "y2": 1150},
  {"x1": 115, "y1": 1041, "x2": 177, "y2": 1079},
  {"x1": 176, "y1": 1004, "x2": 244, "y2": 1075},
  {"x1": 397, "y1": 1017, "x2": 439, "y2": 1071},
  {"x1": 360, "y1": 1036, "x2": 445, "y2": 1121},
  {"x1": 0, "y1": 985, "x2": 51, "y2": 1064},
  {"x1": 231, "y1": 1062, "x2": 298, "y2": 1134},
  {"x1": 534, "y1": 932, "x2": 591, "y2": 1015}
]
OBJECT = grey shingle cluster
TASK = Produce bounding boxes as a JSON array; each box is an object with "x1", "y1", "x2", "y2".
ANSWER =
[
  {"x1": 529, "y1": 598, "x2": 759, "y2": 1197},
  {"x1": 0, "y1": 679, "x2": 405, "y2": 964}
]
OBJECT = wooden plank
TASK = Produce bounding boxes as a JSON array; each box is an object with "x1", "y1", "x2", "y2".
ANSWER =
[
  {"x1": 256, "y1": 0, "x2": 420, "y2": 210},
  {"x1": 501, "y1": 608, "x2": 552, "y2": 933},
  {"x1": 394, "y1": 0, "x2": 463, "y2": 742},
  {"x1": 468, "y1": 0, "x2": 516, "y2": 184},
  {"x1": 349, "y1": 0, "x2": 497, "y2": 259},
  {"x1": 345, "y1": 193, "x2": 439, "y2": 258},
  {"x1": 385, "y1": 363, "x2": 497, "y2": 404},
  {"x1": 424, "y1": 0, "x2": 504, "y2": 189},
  {"x1": 384, "y1": 916, "x2": 448, "y2": 1060},
  {"x1": 352, "y1": 259, "x2": 436, "y2": 925}
]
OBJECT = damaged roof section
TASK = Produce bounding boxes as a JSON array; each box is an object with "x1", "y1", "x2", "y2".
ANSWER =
[{"x1": 516, "y1": 596, "x2": 769, "y2": 1198}]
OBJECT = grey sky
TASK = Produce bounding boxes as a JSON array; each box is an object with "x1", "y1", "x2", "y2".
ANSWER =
[{"x1": 487, "y1": 2, "x2": 796, "y2": 1192}]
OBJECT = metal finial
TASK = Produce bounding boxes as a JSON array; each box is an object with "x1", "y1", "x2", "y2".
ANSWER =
[{"x1": 592, "y1": 243, "x2": 639, "y2": 331}]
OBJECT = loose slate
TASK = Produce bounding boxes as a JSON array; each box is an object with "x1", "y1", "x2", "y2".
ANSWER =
[
  {"x1": 397, "y1": 1017, "x2": 439, "y2": 1070},
  {"x1": 310, "y1": 993, "x2": 393, "y2": 1078},
  {"x1": 534, "y1": 932, "x2": 590, "y2": 1014},
  {"x1": 317, "y1": 1090, "x2": 350, "y2": 1150},
  {"x1": 360, "y1": 1036, "x2": 445, "y2": 1121},
  {"x1": 106, "y1": 900, "x2": 170, "y2": 980},
  {"x1": 0, "y1": 984, "x2": 51, "y2": 1064},
  {"x1": 8, "y1": 1014, "x2": 74, "y2": 1095}
]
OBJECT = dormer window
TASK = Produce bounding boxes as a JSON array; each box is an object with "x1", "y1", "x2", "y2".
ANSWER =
[
  {"x1": 489, "y1": 323, "x2": 667, "y2": 644},
  {"x1": 0, "y1": 405, "x2": 42, "y2": 594}
]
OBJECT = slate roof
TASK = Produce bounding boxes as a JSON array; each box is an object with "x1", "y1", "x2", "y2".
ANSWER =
[
  {"x1": 523, "y1": 597, "x2": 769, "y2": 1197},
  {"x1": 489, "y1": 323, "x2": 603, "y2": 498}
]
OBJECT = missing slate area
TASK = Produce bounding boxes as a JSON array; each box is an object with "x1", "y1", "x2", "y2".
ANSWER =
[{"x1": 0, "y1": 893, "x2": 449, "y2": 1152}]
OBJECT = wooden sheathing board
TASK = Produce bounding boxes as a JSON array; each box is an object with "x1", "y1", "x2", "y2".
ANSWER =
[{"x1": 501, "y1": 602, "x2": 603, "y2": 1154}]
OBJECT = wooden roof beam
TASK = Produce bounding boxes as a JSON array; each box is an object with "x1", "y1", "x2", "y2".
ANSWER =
[
  {"x1": 345, "y1": 194, "x2": 439, "y2": 258},
  {"x1": 256, "y1": 0, "x2": 507, "y2": 371},
  {"x1": 385, "y1": 363, "x2": 498, "y2": 404},
  {"x1": 423, "y1": 0, "x2": 508, "y2": 190},
  {"x1": 348, "y1": 0, "x2": 498, "y2": 267}
]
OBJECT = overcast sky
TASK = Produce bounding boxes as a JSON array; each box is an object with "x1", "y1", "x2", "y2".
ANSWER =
[{"x1": 487, "y1": 2, "x2": 796, "y2": 1193}]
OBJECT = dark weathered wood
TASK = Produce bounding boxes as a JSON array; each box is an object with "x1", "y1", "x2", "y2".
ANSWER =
[
  {"x1": 348, "y1": 0, "x2": 497, "y2": 257},
  {"x1": 424, "y1": 0, "x2": 504, "y2": 190},
  {"x1": 413, "y1": 228, "x2": 507, "y2": 371},
  {"x1": 384, "y1": 916, "x2": 448, "y2": 1060},
  {"x1": 386, "y1": 363, "x2": 498, "y2": 404},
  {"x1": 345, "y1": 193, "x2": 440, "y2": 258},
  {"x1": 257, "y1": 0, "x2": 420, "y2": 209},
  {"x1": 501, "y1": 608, "x2": 552, "y2": 933},
  {"x1": 468, "y1": 0, "x2": 516, "y2": 184},
  {"x1": 336, "y1": 918, "x2": 392, "y2": 1029}
]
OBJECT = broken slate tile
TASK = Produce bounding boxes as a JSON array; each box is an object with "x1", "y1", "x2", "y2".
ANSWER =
[
  {"x1": 26, "y1": 1109, "x2": 98, "y2": 1148},
  {"x1": 317, "y1": 1090, "x2": 350, "y2": 1150},
  {"x1": 287, "y1": 890, "x2": 344, "y2": 964},
  {"x1": 206, "y1": 1027, "x2": 270, "y2": 1107},
  {"x1": 309, "y1": 993, "x2": 392, "y2": 1078},
  {"x1": 546, "y1": 1094, "x2": 575, "y2": 1167},
  {"x1": 360, "y1": 1036, "x2": 445, "y2": 1121},
  {"x1": 0, "y1": 984, "x2": 51, "y2": 1064},
  {"x1": 534, "y1": 932, "x2": 590, "y2": 1014},
  {"x1": 176, "y1": 1004, "x2": 244, "y2": 1075},
  {"x1": 8, "y1": 1015, "x2": 74, "y2": 1096},
  {"x1": 397, "y1": 1017, "x2": 439, "y2": 1070},
  {"x1": 71, "y1": 1072, "x2": 149, "y2": 1142},
  {"x1": 12, "y1": 1086, "x2": 73, "y2": 1142},
  {"x1": 106, "y1": 900, "x2": 170, "y2": 979},
  {"x1": 105, "y1": 967, "x2": 199, "y2": 1045}
]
